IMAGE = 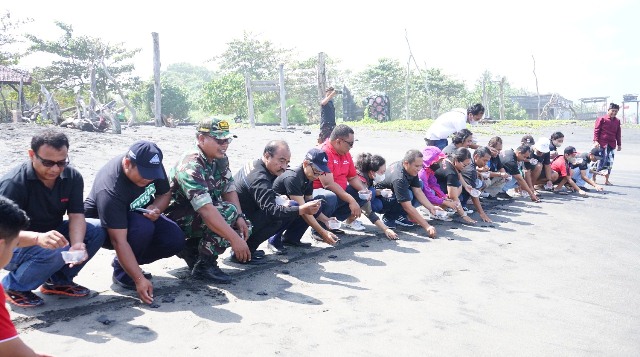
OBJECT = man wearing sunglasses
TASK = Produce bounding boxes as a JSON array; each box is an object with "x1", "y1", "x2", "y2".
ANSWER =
[
  {"x1": 165, "y1": 118, "x2": 251, "y2": 283},
  {"x1": 0, "y1": 129, "x2": 105, "y2": 307}
]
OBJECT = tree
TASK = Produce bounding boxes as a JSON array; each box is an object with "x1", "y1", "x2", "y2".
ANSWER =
[
  {"x1": 467, "y1": 71, "x2": 527, "y2": 120},
  {"x1": 25, "y1": 22, "x2": 140, "y2": 105},
  {"x1": 132, "y1": 81, "x2": 191, "y2": 121},
  {"x1": 162, "y1": 63, "x2": 213, "y2": 105},
  {"x1": 213, "y1": 31, "x2": 288, "y2": 80},
  {"x1": 200, "y1": 72, "x2": 246, "y2": 118},
  {"x1": 0, "y1": 11, "x2": 31, "y2": 65}
]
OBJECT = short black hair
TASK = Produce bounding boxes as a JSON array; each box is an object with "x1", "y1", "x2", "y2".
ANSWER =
[
  {"x1": 452, "y1": 129, "x2": 473, "y2": 145},
  {"x1": 550, "y1": 131, "x2": 564, "y2": 141},
  {"x1": 515, "y1": 145, "x2": 532, "y2": 155},
  {"x1": 451, "y1": 147, "x2": 472, "y2": 163},
  {"x1": 474, "y1": 146, "x2": 492, "y2": 159},
  {"x1": 403, "y1": 149, "x2": 423, "y2": 164},
  {"x1": 609, "y1": 103, "x2": 620, "y2": 110},
  {"x1": 488, "y1": 136, "x2": 503, "y2": 148},
  {"x1": 263, "y1": 140, "x2": 289, "y2": 156},
  {"x1": 31, "y1": 129, "x2": 69, "y2": 153},
  {"x1": 467, "y1": 103, "x2": 485, "y2": 116},
  {"x1": 330, "y1": 124, "x2": 354, "y2": 141},
  {"x1": 355, "y1": 153, "x2": 386, "y2": 173},
  {"x1": 0, "y1": 196, "x2": 30, "y2": 241}
]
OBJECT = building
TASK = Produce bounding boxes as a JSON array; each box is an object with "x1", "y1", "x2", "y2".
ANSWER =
[{"x1": 510, "y1": 93, "x2": 575, "y2": 120}]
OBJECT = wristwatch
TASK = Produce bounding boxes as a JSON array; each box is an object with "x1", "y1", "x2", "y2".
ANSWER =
[{"x1": 237, "y1": 213, "x2": 247, "y2": 220}]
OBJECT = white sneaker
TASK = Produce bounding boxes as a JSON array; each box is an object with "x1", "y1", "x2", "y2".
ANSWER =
[{"x1": 343, "y1": 219, "x2": 366, "y2": 231}]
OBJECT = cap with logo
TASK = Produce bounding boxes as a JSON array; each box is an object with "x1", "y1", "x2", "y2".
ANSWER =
[
  {"x1": 127, "y1": 140, "x2": 165, "y2": 180},
  {"x1": 305, "y1": 148, "x2": 331, "y2": 173},
  {"x1": 564, "y1": 146, "x2": 577, "y2": 155},
  {"x1": 535, "y1": 137, "x2": 551, "y2": 153},
  {"x1": 521, "y1": 135, "x2": 535, "y2": 145},
  {"x1": 589, "y1": 147, "x2": 602, "y2": 159},
  {"x1": 196, "y1": 118, "x2": 237, "y2": 139}
]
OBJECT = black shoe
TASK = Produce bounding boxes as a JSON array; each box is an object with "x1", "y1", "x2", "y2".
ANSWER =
[
  {"x1": 578, "y1": 186, "x2": 590, "y2": 192},
  {"x1": 229, "y1": 253, "x2": 266, "y2": 265},
  {"x1": 282, "y1": 240, "x2": 313, "y2": 248},
  {"x1": 329, "y1": 228, "x2": 346, "y2": 235},
  {"x1": 482, "y1": 194, "x2": 497, "y2": 201},
  {"x1": 112, "y1": 274, "x2": 136, "y2": 290},
  {"x1": 267, "y1": 243, "x2": 288, "y2": 255},
  {"x1": 252, "y1": 250, "x2": 266, "y2": 259},
  {"x1": 112, "y1": 259, "x2": 152, "y2": 280},
  {"x1": 176, "y1": 244, "x2": 199, "y2": 270},
  {"x1": 191, "y1": 256, "x2": 232, "y2": 283},
  {"x1": 495, "y1": 192, "x2": 513, "y2": 200}
]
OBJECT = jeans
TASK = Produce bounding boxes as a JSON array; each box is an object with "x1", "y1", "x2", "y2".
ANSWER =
[
  {"x1": 267, "y1": 201, "x2": 300, "y2": 247},
  {"x1": 425, "y1": 138, "x2": 449, "y2": 150},
  {"x1": 501, "y1": 177, "x2": 518, "y2": 192},
  {"x1": 571, "y1": 167, "x2": 590, "y2": 187},
  {"x1": 111, "y1": 212, "x2": 185, "y2": 283},
  {"x1": 2, "y1": 218, "x2": 106, "y2": 291},
  {"x1": 380, "y1": 190, "x2": 420, "y2": 221},
  {"x1": 312, "y1": 186, "x2": 368, "y2": 224}
]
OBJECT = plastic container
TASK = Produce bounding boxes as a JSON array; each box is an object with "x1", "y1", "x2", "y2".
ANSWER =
[
  {"x1": 327, "y1": 218, "x2": 341, "y2": 230},
  {"x1": 61, "y1": 250, "x2": 85, "y2": 264},
  {"x1": 470, "y1": 188, "x2": 481, "y2": 198},
  {"x1": 358, "y1": 190, "x2": 371, "y2": 200},
  {"x1": 380, "y1": 189, "x2": 393, "y2": 198},
  {"x1": 275, "y1": 195, "x2": 287, "y2": 205},
  {"x1": 475, "y1": 179, "x2": 483, "y2": 188}
]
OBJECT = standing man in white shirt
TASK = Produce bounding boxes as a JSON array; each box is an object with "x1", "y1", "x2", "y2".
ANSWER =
[{"x1": 424, "y1": 103, "x2": 485, "y2": 150}]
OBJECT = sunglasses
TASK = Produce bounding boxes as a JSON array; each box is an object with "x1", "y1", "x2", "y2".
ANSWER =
[
  {"x1": 35, "y1": 152, "x2": 69, "y2": 168},
  {"x1": 211, "y1": 137, "x2": 232, "y2": 145},
  {"x1": 341, "y1": 139, "x2": 354, "y2": 148},
  {"x1": 311, "y1": 167, "x2": 325, "y2": 176}
]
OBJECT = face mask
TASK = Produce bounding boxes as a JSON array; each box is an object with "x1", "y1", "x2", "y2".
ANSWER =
[
  {"x1": 470, "y1": 120, "x2": 479, "y2": 126},
  {"x1": 373, "y1": 173, "x2": 385, "y2": 183},
  {"x1": 553, "y1": 140, "x2": 563, "y2": 148}
]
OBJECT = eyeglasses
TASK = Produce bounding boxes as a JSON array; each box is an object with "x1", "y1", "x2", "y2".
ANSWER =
[
  {"x1": 311, "y1": 167, "x2": 324, "y2": 176},
  {"x1": 211, "y1": 137, "x2": 232, "y2": 145},
  {"x1": 341, "y1": 139, "x2": 354, "y2": 148},
  {"x1": 35, "y1": 152, "x2": 69, "y2": 168}
]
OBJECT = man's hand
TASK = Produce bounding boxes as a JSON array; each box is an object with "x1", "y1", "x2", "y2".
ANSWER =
[
  {"x1": 462, "y1": 215, "x2": 476, "y2": 224},
  {"x1": 135, "y1": 277, "x2": 154, "y2": 305},
  {"x1": 348, "y1": 200, "x2": 362, "y2": 218},
  {"x1": 38, "y1": 230, "x2": 69, "y2": 249},
  {"x1": 578, "y1": 190, "x2": 587, "y2": 197},
  {"x1": 142, "y1": 206, "x2": 162, "y2": 222},
  {"x1": 66, "y1": 242, "x2": 88, "y2": 267},
  {"x1": 235, "y1": 217, "x2": 250, "y2": 241},
  {"x1": 321, "y1": 230, "x2": 339, "y2": 245},
  {"x1": 530, "y1": 193, "x2": 541, "y2": 202},
  {"x1": 230, "y1": 236, "x2": 251, "y2": 263},
  {"x1": 593, "y1": 141, "x2": 600, "y2": 148},
  {"x1": 479, "y1": 213, "x2": 492, "y2": 223},
  {"x1": 617, "y1": 145, "x2": 622, "y2": 151},
  {"x1": 425, "y1": 225, "x2": 437, "y2": 238},
  {"x1": 300, "y1": 200, "x2": 322, "y2": 215},
  {"x1": 594, "y1": 184, "x2": 604, "y2": 192},
  {"x1": 384, "y1": 228, "x2": 398, "y2": 240}
]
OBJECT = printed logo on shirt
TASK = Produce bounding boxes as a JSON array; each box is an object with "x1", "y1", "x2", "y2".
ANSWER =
[
  {"x1": 60, "y1": 197, "x2": 69, "y2": 203},
  {"x1": 149, "y1": 154, "x2": 160, "y2": 165},
  {"x1": 130, "y1": 183, "x2": 156, "y2": 210},
  {"x1": 333, "y1": 159, "x2": 339, "y2": 164},
  {"x1": 323, "y1": 157, "x2": 328, "y2": 163},
  {"x1": 342, "y1": 160, "x2": 349, "y2": 165}
]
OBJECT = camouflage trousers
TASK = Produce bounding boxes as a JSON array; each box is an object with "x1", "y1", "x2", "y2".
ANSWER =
[{"x1": 177, "y1": 201, "x2": 252, "y2": 258}]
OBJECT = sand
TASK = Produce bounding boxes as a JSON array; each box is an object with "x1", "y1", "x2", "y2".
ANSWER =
[{"x1": 1, "y1": 121, "x2": 639, "y2": 356}]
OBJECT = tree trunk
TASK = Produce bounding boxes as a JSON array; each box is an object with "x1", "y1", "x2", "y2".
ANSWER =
[
  {"x1": 152, "y1": 32, "x2": 162, "y2": 127},
  {"x1": 101, "y1": 60, "x2": 136, "y2": 133}
]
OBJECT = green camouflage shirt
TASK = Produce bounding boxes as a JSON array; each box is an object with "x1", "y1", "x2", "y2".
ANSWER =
[{"x1": 166, "y1": 145, "x2": 235, "y2": 219}]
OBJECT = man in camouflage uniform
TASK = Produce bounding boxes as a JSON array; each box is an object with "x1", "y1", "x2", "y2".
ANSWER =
[{"x1": 165, "y1": 118, "x2": 251, "y2": 283}]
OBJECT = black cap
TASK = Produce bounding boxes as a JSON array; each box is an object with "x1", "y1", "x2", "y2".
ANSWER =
[
  {"x1": 589, "y1": 147, "x2": 602, "y2": 159},
  {"x1": 305, "y1": 148, "x2": 331, "y2": 173},
  {"x1": 126, "y1": 140, "x2": 165, "y2": 180},
  {"x1": 564, "y1": 146, "x2": 577, "y2": 155}
]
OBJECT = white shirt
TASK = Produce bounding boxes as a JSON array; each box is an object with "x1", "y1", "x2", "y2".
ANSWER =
[{"x1": 425, "y1": 108, "x2": 468, "y2": 140}]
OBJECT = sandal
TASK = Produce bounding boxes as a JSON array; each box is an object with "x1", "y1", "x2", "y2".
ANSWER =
[
  {"x1": 5, "y1": 289, "x2": 45, "y2": 307},
  {"x1": 40, "y1": 281, "x2": 90, "y2": 297}
]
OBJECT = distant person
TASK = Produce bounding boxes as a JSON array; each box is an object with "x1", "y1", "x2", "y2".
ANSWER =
[
  {"x1": 434, "y1": 147, "x2": 477, "y2": 224},
  {"x1": 548, "y1": 131, "x2": 565, "y2": 160},
  {"x1": 498, "y1": 145, "x2": 541, "y2": 202},
  {"x1": 424, "y1": 103, "x2": 484, "y2": 150},
  {"x1": 523, "y1": 137, "x2": 555, "y2": 191},
  {"x1": 165, "y1": 118, "x2": 251, "y2": 283},
  {"x1": 0, "y1": 196, "x2": 51, "y2": 356},
  {"x1": 550, "y1": 146, "x2": 587, "y2": 196},
  {"x1": 318, "y1": 87, "x2": 340, "y2": 144},
  {"x1": 0, "y1": 129, "x2": 105, "y2": 308},
  {"x1": 418, "y1": 146, "x2": 458, "y2": 212},
  {"x1": 460, "y1": 146, "x2": 493, "y2": 223},
  {"x1": 85, "y1": 141, "x2": 185, "y2": 304},
  {"x1": 593, "y1": 103, "x2": 622, "y2": 185},
  {"x1": 483, "y1": 136, "x2": 510, "y2": 200}
]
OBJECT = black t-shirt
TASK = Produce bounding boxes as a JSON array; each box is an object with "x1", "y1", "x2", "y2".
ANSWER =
[
  {"x1": 272, "y1": 165, "x2": 313, "y2": 198},
  {"x1": 320, "y1": 100, "x2": 335, "y2": 127},
  {"x1": 234, "y1": 159, "x2": 299, "y2": 219},
  {"x1": 488, "y1": 155, "x2": 503, "y2": 172},
  {"x1": 524, "y1": 150, "x2": 550, "y2": 170},
  {"x1": 375, "y1": 161, "x2": 421, "y2": 203},
  {"x1": 570, "y1": 152, "x2": 591, "y2": 170},
  {"x1": 461, "y1": 157, "x2": 478, "y2": 187},
  {"x1": 499, "y1": 149, "x2": 520, "y2": 176},
  {"x1": 0, "y1": 161, "x2": 84, "y2": 232},
  {"x1": 434, "y1": 159, "x2": 461, "y2": 193},
  {"x1": 84, "y1": 155, "x2": 170, "y2": 229}
]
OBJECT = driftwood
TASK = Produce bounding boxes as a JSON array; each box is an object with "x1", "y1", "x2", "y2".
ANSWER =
[
  {"x1": 40, "y1": 85, "x2": 61, "y2": 124},
  {"x1": 101, "y1": 60, "x2": 136, "y2": 129}
]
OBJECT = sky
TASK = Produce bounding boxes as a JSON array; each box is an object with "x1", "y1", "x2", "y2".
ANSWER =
[{"x1": 4, "y1": 0, "x2": 639, "y2": 110}]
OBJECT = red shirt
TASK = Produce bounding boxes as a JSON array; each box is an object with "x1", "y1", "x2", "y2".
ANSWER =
[
  {"x1": 0, "y1": 286, "x2": 18, "y2": 343},
  {"x1": 550, "y1": 155, "x2": 569, "y2": 177},
  {"x1": 593, "y1": 115, "x2": 621, "y2": 148},
  {"x1": 313, "y1": 141, "x2": 356, "y2": 190}
]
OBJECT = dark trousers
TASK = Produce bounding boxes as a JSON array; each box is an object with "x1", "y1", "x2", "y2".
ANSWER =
[
  {"x1": 246, "y1": 210, "x2": 298, "y2": 253},
  {"x1": 425, "y1": 138, "x2": 448, "y2": 150},
  {"x1": 111, "y1": 212, "x2": 185, "y2": 281}
]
